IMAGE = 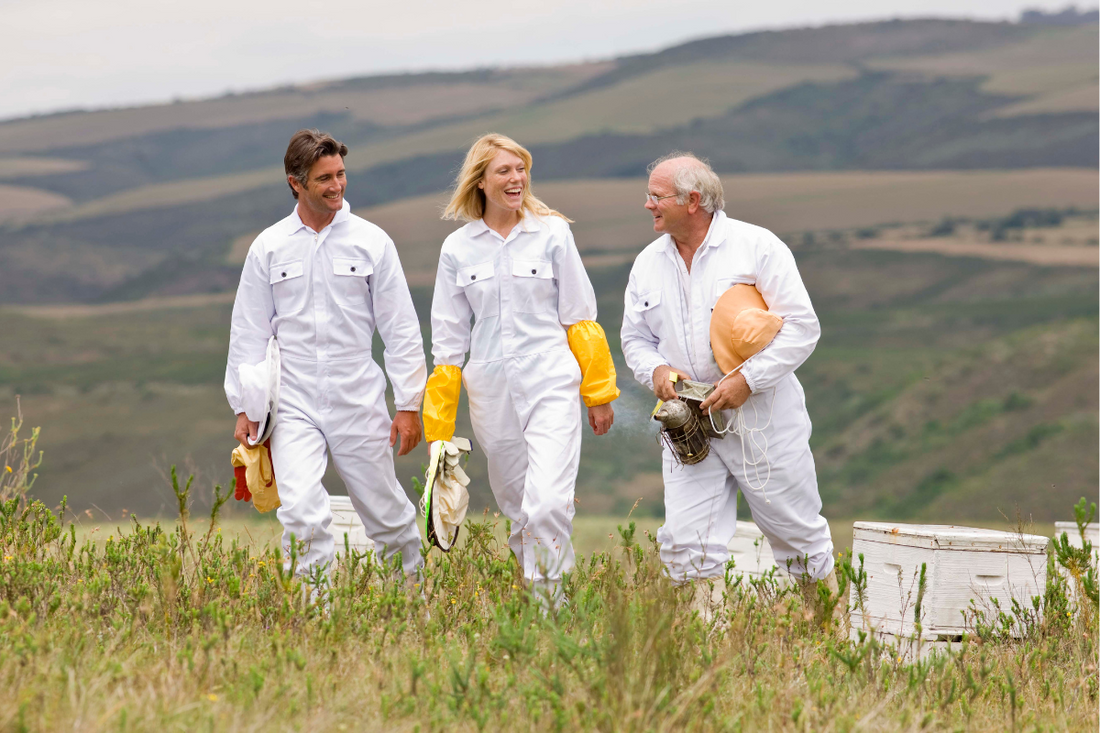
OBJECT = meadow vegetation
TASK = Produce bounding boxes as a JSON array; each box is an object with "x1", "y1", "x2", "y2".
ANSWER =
[{"x1": 0, "y1": 445, "x2": 1096, "y2": 731}]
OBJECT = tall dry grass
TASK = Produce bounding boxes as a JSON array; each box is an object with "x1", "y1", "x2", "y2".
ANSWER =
[{"x1": 0, "y1": 456, "x2": 1095, "y2": 732}]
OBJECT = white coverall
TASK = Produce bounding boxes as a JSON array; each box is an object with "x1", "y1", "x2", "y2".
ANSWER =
[
  {"x1": 430, "y1": 215, "x2": 598, "y2": 583},
  {"x1": 226, "y1": 200, "x2": 426, "y2": 576},
  {"x1": 620, "y1": 210, "x2": 834, "y2": 582}
]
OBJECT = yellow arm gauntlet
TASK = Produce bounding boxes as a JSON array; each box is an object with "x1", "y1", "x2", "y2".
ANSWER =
[
  {"x1": 423, "y1": 365, "x2": 462, "y2": 443},
  {"x1": 566, "y1": 320, "x2": 621, "y2": 408}
]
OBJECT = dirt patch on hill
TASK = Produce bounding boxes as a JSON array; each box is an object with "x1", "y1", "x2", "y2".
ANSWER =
[{"x1": 851, "y1": 237, "x2": 1098, "y2": 267}]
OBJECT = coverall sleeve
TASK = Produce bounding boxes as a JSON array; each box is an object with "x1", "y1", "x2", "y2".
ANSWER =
[
  {"x1": 738, "y1": 234, "x2": 821, "y2": 393},
  {"x1": 553, "y1": 223, "x2": 619, "y2": 407},
  {"x1": 424, "y1": 246, "x2": 474, "y2": 441},
  {"x1": 372, "y1": 237, "x2": 428, "y2": 411},
  {"x1": 619, "y1": 267, "x2": 667, "y2": 393},
  {"x1": 225, "y1": 242, "x2": 275, "y2": 415}
]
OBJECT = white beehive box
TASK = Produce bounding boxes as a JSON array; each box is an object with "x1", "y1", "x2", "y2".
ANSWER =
[
  {"x1": 850, "y1": 522, "x2": 1048, "y2": 643},
  {"x1": 1053, "y1": 521, "x2": 1098, "y2": 551},
  {"x1": 330, "y1": 496, "x2": 376, "y2": 560},
  {"x1": 727, "y1": 521, "x2": 780, "y2": 579},
  {"x1": 1053, "y1": 521, "x2": 1098, "y2": 607}
]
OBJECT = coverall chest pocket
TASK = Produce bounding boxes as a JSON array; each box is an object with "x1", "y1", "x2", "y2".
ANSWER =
[
  {"x1": 634, "y1": 290, "x2": 664, "y2": 335},
  {"x1": 331, "y1": 257, "x2": 372, "y2": 307},
  {"x1": 269, "y1": 259, "x2": 306, "y2": 314},
  {"x1": 510, "y1": 258, "x2": 555, "y2": 314},
  {"x1": 456, "y1": 261, "x2": 499, "y2": 318},
  {"x1": 712, "y1": 277, "x2": 754, "y2": 309}
]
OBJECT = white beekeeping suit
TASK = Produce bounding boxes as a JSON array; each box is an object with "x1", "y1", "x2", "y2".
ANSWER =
[
  {"x1": 226, "y1": 200, "x2": 426, "y2": 576},
  {"x1": 425, "y1": 214, "x2": 618, "y2": 587},
  {"x1": 621, "y1": 209, "x2": 834, "y2": 582}
]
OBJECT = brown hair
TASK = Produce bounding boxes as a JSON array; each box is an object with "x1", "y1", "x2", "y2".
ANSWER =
[{"x1": 284, "y1": 129, "x2": 348, "y2": 199}]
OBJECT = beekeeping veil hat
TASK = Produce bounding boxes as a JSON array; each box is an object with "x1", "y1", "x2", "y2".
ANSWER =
[
  {"x1": 237, "y1": 336, "x2": 281, "y2": 445},
  {"x1": 710, "y1": 284, "x2": 783, "y2": 374}
]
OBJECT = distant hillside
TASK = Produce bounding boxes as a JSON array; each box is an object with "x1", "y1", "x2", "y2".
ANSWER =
[{"x1": 0, "y1": 18, "x2": 1095, "y2": 305}]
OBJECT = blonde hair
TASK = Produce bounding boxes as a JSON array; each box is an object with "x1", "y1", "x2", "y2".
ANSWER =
[{"x1": 443, "y1": 133, "x2": 571, "y2": 223}]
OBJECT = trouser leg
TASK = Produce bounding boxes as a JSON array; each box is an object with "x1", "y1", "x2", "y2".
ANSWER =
[
  {"x1": 327, "y1": 362, "x2": 423, "y2": 575},
  {"x1": 270, "y1": 409, "x2": 334, "y2": 577},
  {"x1": 720, "y1": 380, "x2": 834, "y2": 581},
  {"x1": 657, "y1": 446, "x2": 739, "y2": 582},
  {"x1": 466, "y1": 367, "x2": 529, "y2": 567},
  {"x1": 518, "y1": 381, "x2": 581, "y2": 583}
]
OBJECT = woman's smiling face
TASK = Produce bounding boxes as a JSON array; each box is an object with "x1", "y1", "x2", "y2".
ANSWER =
[{"x1": 479, "y1": 148, "x2": 527, "y2": 216}]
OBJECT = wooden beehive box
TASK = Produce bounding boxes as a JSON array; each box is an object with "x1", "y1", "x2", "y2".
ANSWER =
[
  {"x1": 1053, "y1": 521, "x2": 1098, "y2": 607},
  {"x1": 1054, "y1": 521, "x2": 1098, "y2": 551},
  {"x1": 330, "y1": 495, "x2": 376, "y2": 560},
  {"x1": 850, "y1": 522, "x2": 1048, "y2": 641},
  {"x1": 727, "y1": 521, "x2": 780, "y2": 579}
]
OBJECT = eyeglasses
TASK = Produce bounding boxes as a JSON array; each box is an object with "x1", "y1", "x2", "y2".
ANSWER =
[{"x1": 645, "y1": 192, "x2": 679, "y2": 205}]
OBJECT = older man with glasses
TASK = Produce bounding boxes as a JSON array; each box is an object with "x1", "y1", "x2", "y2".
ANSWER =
[{"x1": 621, "y1": 152, "x2": 836, "y2": 622}]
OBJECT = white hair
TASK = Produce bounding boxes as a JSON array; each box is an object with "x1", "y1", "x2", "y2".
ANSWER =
[{"x1": 647, "y1": 151, "x2": 725, "y2": 213}]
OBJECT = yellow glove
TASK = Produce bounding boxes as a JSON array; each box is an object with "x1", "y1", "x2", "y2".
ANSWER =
[
  {"x1": 423, "y1": 365, "x2": 462, "y2": 443},
  {"x1": 231, "y1": 442, "x2": 280, "y2": 513},
  {"x1": 566, "y1": 320, "x2": 621, "y2": 407}
]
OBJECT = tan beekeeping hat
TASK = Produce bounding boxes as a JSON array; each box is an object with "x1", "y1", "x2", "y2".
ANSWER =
[{"x1": 709, "y1": 284, "x2": 783, "y2": 374}]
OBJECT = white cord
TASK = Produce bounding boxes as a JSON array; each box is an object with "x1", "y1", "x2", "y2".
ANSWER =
[{"x1": 707, "y1": 359, "x2": 776, "y2": 504}]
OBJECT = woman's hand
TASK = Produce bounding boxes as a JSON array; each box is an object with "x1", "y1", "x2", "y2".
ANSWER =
[{"x1": 588, "y1": 403, "x2": 614, "y2": 436}]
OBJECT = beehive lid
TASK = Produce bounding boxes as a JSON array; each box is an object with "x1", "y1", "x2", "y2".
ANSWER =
[{"x1": 853, "y1": 522, "x2": 1048, "y2": 553}]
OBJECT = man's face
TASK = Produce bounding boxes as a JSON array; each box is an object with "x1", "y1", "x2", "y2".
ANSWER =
[
  {"x1": 292, "y1": 155, "x2": 346, "y2": 216},
  {"x1": 644, "y1": 164, "x2": 686, "y2": 235}
]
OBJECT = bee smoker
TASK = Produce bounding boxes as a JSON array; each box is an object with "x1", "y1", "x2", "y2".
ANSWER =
[{"x1": 653, "y1": 379, "x2": 726, "y2": 466}]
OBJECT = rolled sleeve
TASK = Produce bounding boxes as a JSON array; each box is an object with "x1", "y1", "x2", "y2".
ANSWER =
[
  {"x1": 225, "y1": 245, "x2": 275, "y2": 415},
  {"x1": 430, "y1": 247, "x2": 474, "y2": 369},
  {"x1": 738, "y1": 235, "x2": 820, "y2": 393},
  {"x1": 554, "y1": 225, "x2": 599, "y2": 326},
  {"x1": 372, "y1": 238, "x2": 427, "y2": 411},
  {"x1": 620, "y1": 270, "x2": 667, "y2": 392}
]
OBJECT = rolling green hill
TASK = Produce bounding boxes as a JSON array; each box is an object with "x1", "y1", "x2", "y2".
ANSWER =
[
  {"x1": 0, "y1": 18, "x2": 1096, "y2": 305},
  {"x1": 0, "y1": 16, "x2": 1096, "y2": 526}
]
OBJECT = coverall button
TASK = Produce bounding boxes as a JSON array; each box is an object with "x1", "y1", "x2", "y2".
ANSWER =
[
  {"x1": 644, "y1": 301, "x2": 649, "y2": 307},
  {"x1": 531, "y1": 269, "x2": 537, "y2": 274},
  {"x1": 471, "y1": 275, "x2": 476, "y2": 280},
  {"x1": 282, "y1": 272, "x2": 287, "y2": 278},
  {"x1": 350, "y1": 267, "x2": 356, "y2": 272}
]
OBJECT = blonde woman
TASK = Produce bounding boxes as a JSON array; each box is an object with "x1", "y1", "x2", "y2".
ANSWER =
[{"x1": 423, "y1": 133, "x2": 619, "y2": 604}]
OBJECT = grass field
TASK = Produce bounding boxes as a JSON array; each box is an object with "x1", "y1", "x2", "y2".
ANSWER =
[
  {"x1": 0, "y1": 65, "x2": 606, "y2": 154},
  {"x1": 2, "y1": 229, "x2": 1096, "y2": 525},
  {"x1": 343, "y1": 169, "x2": 1100, "y2": 285},
  {"x1": 0, "y1": 183, "x2": 71, "y2": 223},
  {"x1": 0, "y1": 490, "x2": 1094, "y2": 731},
  {"x1": 867, "y1": 25, "x2": 1098, "y2": 117}
]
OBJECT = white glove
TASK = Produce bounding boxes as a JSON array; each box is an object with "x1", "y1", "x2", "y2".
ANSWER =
[{"x1": 421, "y1": 437, "x2": 472, "y2": 550}]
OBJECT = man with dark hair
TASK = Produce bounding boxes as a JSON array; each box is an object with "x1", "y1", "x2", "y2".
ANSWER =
[{"x1": 226, "y1": 129, "x2": 426, "y2": 588}]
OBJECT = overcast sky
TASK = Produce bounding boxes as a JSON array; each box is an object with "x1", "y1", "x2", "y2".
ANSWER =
[{"x1": 1, "y1": 0, "x2": 1085, "y2": 122}]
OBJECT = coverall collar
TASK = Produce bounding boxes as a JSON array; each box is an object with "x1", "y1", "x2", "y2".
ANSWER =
[
  {"x1": 661, "y1": 209, "x2": 728, "y2": 264},
  {"x1": 285, "y1": 199, "x2": 351, "y2": 235},
  {"x1": 470, "y1": 212, "x2": 542, "y2": 240}
]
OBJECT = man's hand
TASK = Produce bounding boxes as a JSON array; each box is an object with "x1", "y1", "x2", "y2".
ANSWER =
[
  {"x1": 390, "y1": 410, "x2": 422, "y2": 457},
  {"x1": 699, "y1": 372, "x2": 752, "y2": 414},
  {"x1": 587, "y1": 403, "x2": 614, "y2": 436},
  {"x1": 234, "y1": 412, "x2": 260, "y2": 447},
  {"x1": 651, "y1": 365, "x2": 693, "y2": 401}
]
